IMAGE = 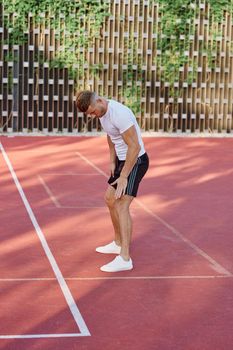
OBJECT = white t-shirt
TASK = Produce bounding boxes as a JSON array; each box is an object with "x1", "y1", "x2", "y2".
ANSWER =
[{"x1": 99, "y1": 99, "x2": 145, "y2": 160}]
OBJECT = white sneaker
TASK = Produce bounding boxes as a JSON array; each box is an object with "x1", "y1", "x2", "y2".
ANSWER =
[
  {"x1": 100, "y1": 255, "x2": 133, "y2": 272},
  {"x1": 96, "y1": 241, "x2": 121, "y2": 254}
]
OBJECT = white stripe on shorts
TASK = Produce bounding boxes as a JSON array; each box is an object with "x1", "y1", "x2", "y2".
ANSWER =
[{"x1": 127, "y1": 159, "x2": 139, "y2": 195}]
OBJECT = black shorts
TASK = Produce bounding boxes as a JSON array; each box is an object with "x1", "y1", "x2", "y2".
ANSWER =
[{"x1": 108, "y1": 152, "x2": 149, "y2": 197}]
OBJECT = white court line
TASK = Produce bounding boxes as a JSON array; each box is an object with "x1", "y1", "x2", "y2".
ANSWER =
[
  {"x1": 67, "y1": 275, "x2": 232, "y2": 280},
  {"x1": 38, "y1": 175, "x2": 61, "y2": 208},
  {"x1": 38, "y1": 174, "x2": 107, "y2": 209},
  {"x1": 75, "y1": 151, "x2": 232, "y2": 277},
  {"x1": 66, "y1": 275, "x2": 232, "y2": 280},
  {"x1": 0, "y1": 333, "x2": 86, "y2": 339},
  {"x1": 0, "y1": 275, "x2": 232, "y2": 282},
  {"x1": 0, "y1": 143, "x2": 90, "y2": 338},
  {"x1": 133, "y1": 201, "x2": 232, "y2": 277},
  {"x1": 76, "y1": 151, "x2": 109, "y2": 178}
]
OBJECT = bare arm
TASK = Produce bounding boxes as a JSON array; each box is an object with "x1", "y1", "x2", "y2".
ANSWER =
[
  {"x1": 120, "y1": 125, "x2": 140, "y2": 178},
  {"x1": 107, "y1": 135, "x2": 117, "y2": 175},
  {"x1": 111, "y1": 125, "x2": 140, "y2": 198}
]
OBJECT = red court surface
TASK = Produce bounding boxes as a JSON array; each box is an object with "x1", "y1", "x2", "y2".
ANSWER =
[{"x1": 0, "y1": 135, "x2": 232, "y2": 350}]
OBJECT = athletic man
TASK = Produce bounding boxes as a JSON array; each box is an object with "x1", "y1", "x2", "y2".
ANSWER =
[{"x1": 76, "y1": 91, "x2": 149, "y2": 272}]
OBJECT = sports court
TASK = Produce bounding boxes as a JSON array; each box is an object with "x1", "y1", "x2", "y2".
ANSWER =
[{"x1": 0, "y1": 135, "x2": 232, "y2": 350}]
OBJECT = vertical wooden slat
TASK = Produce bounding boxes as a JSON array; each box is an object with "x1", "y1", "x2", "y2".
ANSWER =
[
  {"x1": 4, "y1": 14, "x2": 9, "y2": 131},
  {"x1": 1, "y1": 1, "x2": 233, "y2": 134},
  {"x1": 0, "y1": 2, "x2": 2, "y2": 130}
]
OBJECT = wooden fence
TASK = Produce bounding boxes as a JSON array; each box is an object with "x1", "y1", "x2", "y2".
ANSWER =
[{"x1": 0, "y1": 0, "x2": 233, "y2": 134}]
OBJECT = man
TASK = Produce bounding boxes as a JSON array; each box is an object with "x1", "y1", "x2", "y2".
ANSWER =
[{"x1": 76, "y1": 91, "x2": 149, "y2": 272}]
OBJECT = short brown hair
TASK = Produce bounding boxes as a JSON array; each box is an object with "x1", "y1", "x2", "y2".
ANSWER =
[{"x1": 76, "y1": 90, "x2": 96, "y2": 113}]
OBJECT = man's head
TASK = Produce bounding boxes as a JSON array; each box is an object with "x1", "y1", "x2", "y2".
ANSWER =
[{"x1": 76, "y1": 90, "x2": 108, "y2": 118}]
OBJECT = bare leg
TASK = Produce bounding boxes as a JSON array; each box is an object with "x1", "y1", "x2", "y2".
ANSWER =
[
  {"x1": 104, "y1": 186, "x2": 121, "y2": 245},
  {"x1": 115, "y1": 195, "x2": 134, "y2": 260}
]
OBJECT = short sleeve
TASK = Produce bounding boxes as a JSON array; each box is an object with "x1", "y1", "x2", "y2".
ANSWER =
[{"x1": 112, "y1": 109, "x2": 134, "y2": 134}]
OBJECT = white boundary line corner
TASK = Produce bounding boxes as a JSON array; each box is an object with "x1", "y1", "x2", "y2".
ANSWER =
[
  {"x1": 0, "y1": 143, "x2": 91, "y2": 338},
  {"x1": 38, "y1": 175, "x2": 61, "y2": 208}
]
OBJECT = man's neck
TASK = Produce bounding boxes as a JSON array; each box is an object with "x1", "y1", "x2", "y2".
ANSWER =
[{"x1": 101, "y1": 98, "x2": 109, "y2": 116}]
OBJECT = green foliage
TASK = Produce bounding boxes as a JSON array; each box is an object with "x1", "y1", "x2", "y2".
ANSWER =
[
  {"x1": 3, "y1": 0, "x2": 110, "y2": 83},
  {"x1": 122, "y1": 85, "x2": 141, "y2": 116},
  {"x1": 2, "y1": 0, "x2": 233, "y2": 117},
  {"x1": 208, "y1": 0, "x2": 233, "y2": 21},
  {"x1": 121, "y1": 33, "x2": 143, "y2": 115},
  {"x1": 151, "y1": 0, "x2": 232, "y2": 98},
  {"x1": 152, "y1": 0, "x2": 194, "y2": 98}
]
